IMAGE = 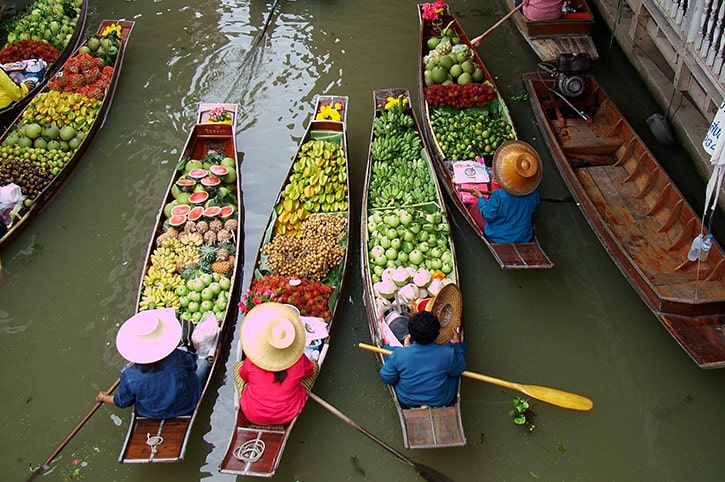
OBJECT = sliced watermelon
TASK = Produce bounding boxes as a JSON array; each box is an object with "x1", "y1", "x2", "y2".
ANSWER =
[
  {"x1": 209, "y1": 165, "x2": 229, "y2": 177},
  {"x1": 203, "y1": 206, "x2": 222, "y2": 219},
  {"x1": 219, "y1": 205, "x2": 235, "y2": 219},
  {"x1": 188, "y1": 206, "x2": 204, "y2": 221},
  {"x1": 201, "y1": 176, "x2": 221, "y2": 187},
  {"x1": 175, "y1": 178, "x2": 195, "y2": 191},
  {"x1": 171, "y1": 204, "x2": 191, "y2": 217},
  {"x1": 169, "y1": 214, "x2": 187, "y2": 227},
  {"x1": 189, "y1": 191, "x2": 209, "y2": 204},
  {"x1": 189, "y1": 168, "x2": 208, "y2": 180}
]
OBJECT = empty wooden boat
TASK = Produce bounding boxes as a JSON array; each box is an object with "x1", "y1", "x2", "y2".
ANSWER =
[{"x1": 523, "y1": 71, "x2": 725, "y2": 368}]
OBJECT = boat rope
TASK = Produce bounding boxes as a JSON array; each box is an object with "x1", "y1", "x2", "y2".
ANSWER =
[
  {"x1": 232, "y1": 439, "x2": 266, "y2": 463},
  {"x1": 146, "y1": 432, "x2": 164, "y2": 455}
]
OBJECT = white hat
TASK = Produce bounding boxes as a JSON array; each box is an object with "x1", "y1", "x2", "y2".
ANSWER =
[
  {"x1": 240, "y1": 302, "x2": 306, "y2": 371},
  {"x1": 115, "y1": 308, "x2": 182, "y2": 364}
]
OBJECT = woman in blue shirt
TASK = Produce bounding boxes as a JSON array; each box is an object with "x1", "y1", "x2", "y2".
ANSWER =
[
  {"x1": 379, "y1": 311, "x2": 466, "y2": 408},
  {"x1": 467, "y1": 140, "x2": 543, "y2": 243},
  {"x1": 96, "y1": 308, "x2": 204, "y2": 419}
]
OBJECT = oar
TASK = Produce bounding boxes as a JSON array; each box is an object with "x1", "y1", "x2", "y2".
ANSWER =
[
  {"x1": 358, "y1": 343, "x2": 593, "y2": 411},
  {"x1": 306, "y1": 391, "x2": 453, "y2": 482},
  {"x1": 470, "y1": 3, "x2": 523, "y2": 47},
  {"x1": 26, "y1": 378, "x2": 121, "y2": 481}
]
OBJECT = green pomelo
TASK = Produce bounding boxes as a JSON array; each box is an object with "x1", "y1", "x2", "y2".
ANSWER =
[
  {"x1": 426, "y1": 37, "x2": 440, "y2": 49},
  {"x1": 461, "y1": 60, "x2": 475, "y2": 74},
  {"x1": 449, "y1": 64, "x2": 462, "y2": 78},
  {"x1": 24, "y1": 123, "x2": 42, "y2": 139},
  {"x1": 34, "y1": 137, "x2": 47, "y2": 149},
  {"x1": 60, "y1": 125, "x2": 76, "y2": 141},
  {"x1": 472, "y1": 68, "x2": 484, "y2": 82},
  {"x1": 438, "y1": 55, "x2": 454, "y2": 70},
  {"x1": 430, "y1": 66, "x2": 447, "y2": 84},
  {"x1": 457, "y1": 72, "x2": 472, "y2": 85}
]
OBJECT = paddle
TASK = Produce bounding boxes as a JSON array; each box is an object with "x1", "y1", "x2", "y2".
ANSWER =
[
  {"x1": 26, "y1": 378, "x2": 121, "y2": 481},
  {"x1": 470, "y1": 3, "x2": 523, "y2": 47},
  {"x1": 306, "y1": 391, "x2": 453, "y2": 482},
  {"x1": 358, "y1": 343, "x2": 593, "y2": 411}
]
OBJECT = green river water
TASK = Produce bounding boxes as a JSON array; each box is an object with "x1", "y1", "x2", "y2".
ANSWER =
[{"x1": 0, "y1": 0, "x2": 723, "y2": 481}]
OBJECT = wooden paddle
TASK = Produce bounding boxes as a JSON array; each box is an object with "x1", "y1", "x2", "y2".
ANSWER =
[
  {"x1": 358, "y1": 343, "x2": 593, "y2": 411},
  {"x1": 470, "y1": 3, "x2": 524, "y2": 47},
  {"x1": 307, "y1": 391, "x2": 453, "y2": 482},
  {"x1": 26, "y1": 378, "x2": 121, "y2": 481}
]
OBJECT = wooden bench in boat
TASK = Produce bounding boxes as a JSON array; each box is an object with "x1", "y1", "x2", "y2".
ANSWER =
[
  {"x1": 119, "y1": 415, "x2": 192, "y2": 462},
  {"x1": 400, "y1": 405, "x2": 465, "y2": 449}
]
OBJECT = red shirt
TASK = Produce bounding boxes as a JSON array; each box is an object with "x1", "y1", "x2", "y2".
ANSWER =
[{"x1": 239, "y1": 356, "x2": 314, "y2": 425}]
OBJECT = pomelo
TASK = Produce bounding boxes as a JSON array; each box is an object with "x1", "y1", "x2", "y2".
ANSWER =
[
  {"x1": 457, "y1": 72, "x2": 472, "y2": 85},
  {"x1": 430, "y1": 66, "x2": 447, "y2": 84},
  {"x1": 461, "y1": 60, "x2": 475, "y2": 74},
  {"x1": 438, "y1": 55, "x2": 454, "y2": 70},
  {"x1": 24, "y1": 123, "x2": 42, "y2": 139},
  {"x1": 449, "y1": 64, "x2": 462, "y2": 78}
]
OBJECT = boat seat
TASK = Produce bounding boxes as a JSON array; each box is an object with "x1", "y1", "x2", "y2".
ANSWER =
[{"x1": 557, "y1": 117, "x2": 623, "y2": 156}]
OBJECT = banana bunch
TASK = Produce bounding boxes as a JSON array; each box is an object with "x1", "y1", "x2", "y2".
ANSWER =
[
  {"x1": 373, "y1": 109, "x2": 415, "y2": 138},
  {"x1": 371, "y1": 130, "x2": 422, "y2": 163},
  {"x1": 139, "y1": 284, "x2": 181, "y2": 311}
]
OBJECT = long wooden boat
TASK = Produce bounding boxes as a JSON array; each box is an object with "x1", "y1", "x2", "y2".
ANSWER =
[
  {"x1": 417, "y1": 3, "x2": 553, "y2": 269},
  {"x1": 523, "y1": 72, "x2": 725, "y2": 369},
  {"x1": 0, "y1": 19, "x2": 134, "y2": 248},
  {"x1": 118, "y1": 103, "x2": 244, "y2": 462},
  {"x1": 0, "y1": 0, "x2": 90, "y2": 126},
  {"x1": 361, "y1": 88, "x2": 465, "y2": 448},
  {"x1": 503, "y1": 0, "x2": 599, "y2": 62},
  {"x1": 219, "y1": 94, "x2": 351, "y2": 477}
]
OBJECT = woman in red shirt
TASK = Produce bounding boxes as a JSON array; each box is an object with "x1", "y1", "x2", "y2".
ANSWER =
[{"x1": 237, "y1": 303, "x2": 315, "y2": 425}]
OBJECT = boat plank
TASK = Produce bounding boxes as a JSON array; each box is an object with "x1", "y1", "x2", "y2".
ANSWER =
[
  {"x1": 121, "y1": 417, "x2": 191, "y2": 462},
  {"x1": 402, "y1": 406, "x2": 465, "y2": 449}
]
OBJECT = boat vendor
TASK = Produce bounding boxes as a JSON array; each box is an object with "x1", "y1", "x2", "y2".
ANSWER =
[
  {"x1": 516, "y1": 0, "x2": 565, "y2": 21},
  {"x1": 96, "y1": 308, "x2": 206, "y2": 419},
  {"x1": 0, "y1": 59, "x2": 46, "y2": 109},
  {"x1": 466, "y1": 140, "x2": 542, "y2": 243},
  {"x1": 379, "y1": 285, "x2": 467, "y2": 409},
  {"x1": 235, "y1": 302, "x2": 317, "y2": 426}
]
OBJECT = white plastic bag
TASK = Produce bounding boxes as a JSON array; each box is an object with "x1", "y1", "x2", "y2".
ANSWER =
[
  {"x1": 0, "y1": 183, "x2": 24, "y2": 225},
  {"x1": 192, "y1": 312, "x2": 219, "y2": 359}
]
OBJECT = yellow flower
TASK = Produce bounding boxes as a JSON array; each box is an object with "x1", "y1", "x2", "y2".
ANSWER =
[
  {"x1": 315, "y1": 102, "x2": 342, "y2": 121},
  {"x1": 101, "y1": 23, "x2": 122, "y2": 38},
  {"x1": 384, "y1": 95, "x2": 409, "y2": 111}
]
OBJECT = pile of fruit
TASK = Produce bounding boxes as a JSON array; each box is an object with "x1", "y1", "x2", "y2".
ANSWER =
[
  {"x1": 422, "y1": 27, "x2": 484, "y2": 87},
  {"x1": 0, "y1": 0, "x2": 83, "y2": 51},
  {"x1": 0, "y1": 39, "x2": 60, "y2": 64},
  {"x1": 430, "y1": 108, "x2": 515, "y2": 158},
  {"x1": 365, "y1": 95, "x2": 456, "y2": 314},
  {"x1": 0, "y1": 22, "x2": 126, "y2": 217},
  {"x1": 274, "y1": 138, "x2": 347, "y2": 236},
  {"x1": 139, "y1": 152, "x2": 240, "y2": 325},
  {"x1": 240, "y1": 276, "x2": 335, "y2": 320}
]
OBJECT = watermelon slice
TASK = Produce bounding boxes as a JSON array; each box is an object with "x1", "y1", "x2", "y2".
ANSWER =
[
  {"x1": 171, "y1": 204, "x2": 191, "y2": 217},
  {"x1": 189, "y1": 191, "x2": 209, "y2": 204},
  {"x1": 201, "y1": 176, "x2": 221, "y2": 187},
  {"x1": 203, "y1": 206, "x2": 222, "y2": 219},
  {"x1": 189, "y1": 168, "x2": 208, "y2": 180},
  {"x1": 219, "y1": 205, "x2": 235, "y2": 219},
  {"x1": 169, "y1": 214, "x2": 187, "y2": 227},
  {"x1": 188, "y1": 206, "x2": 204, "y2": 221},
  {"x1": 175, "y1": 178, "x2": 195, "y2": 191},
  {"x1": 209, "y1": 165, "x2": 229, "y2": 177}
]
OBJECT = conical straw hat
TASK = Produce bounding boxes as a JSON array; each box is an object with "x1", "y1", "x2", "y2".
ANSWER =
[
  {"x1": 116, "y1": 308, "x2": 182, "y2": 364},
  {"x1": 492, "y1": 140, "x2": 543, "y2": 196},
  {"x1": 428, "y1": 283, "x2": 463, "y2": 344},
  {"x1": 241, "y1": 302, "x2": 306, "y2": 371}
]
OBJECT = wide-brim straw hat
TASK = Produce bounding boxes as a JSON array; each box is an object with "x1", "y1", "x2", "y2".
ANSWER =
[
  {"x1": 240, "y1": 302, "x2": 306, "y2": 372},
  {"x1": 116, "y1": 307, "x2": 182, "y2": 364},
  {"x1": 492, "y1": 140, "x2": 543, "y2": 196},
  {"x1": 428, "y1": 283, "x2": 463, "y2": 344}
]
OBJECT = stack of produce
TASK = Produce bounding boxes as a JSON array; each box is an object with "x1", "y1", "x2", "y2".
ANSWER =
[
  {"x1": 139, "y1": 152, "x2": 240, "y2": 325},
  {"x1": 421, "y1": 24, "x2": 515, "y2": 160},
  {"x1": 366, "y1": 95, "x2": 453, "y2": 312},
  {"x1": 0, "y1": 0, "x2": 83, "y2": 52}
]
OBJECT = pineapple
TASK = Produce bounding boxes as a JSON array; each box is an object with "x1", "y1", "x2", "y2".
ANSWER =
[
  {"x1": 211, "y1": 259, "x2": 232, "y2": 276},
  {"x1": 199, "y1": 244, "x2": 218, "y2": 273}
]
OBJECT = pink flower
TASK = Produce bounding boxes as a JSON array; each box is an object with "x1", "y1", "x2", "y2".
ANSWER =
[
  {"x1": 72, "y1": 459, "x2": 79, "y2": 466},
  {"x1": 252, "y1": 296, "x2": 262, "y2": 305},
  {"x1": 422, "y1": 1, "x2": 446, "y2": 21}
]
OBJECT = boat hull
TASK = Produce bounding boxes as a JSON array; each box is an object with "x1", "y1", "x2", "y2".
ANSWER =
[{"x1": 523, "y1": 72, "x2": 725, "y2": 368}]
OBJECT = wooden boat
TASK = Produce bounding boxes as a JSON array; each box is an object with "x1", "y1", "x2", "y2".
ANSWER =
[
  {"x1": 219, "y1": 94, "x2": 351, "y2": 477},
  {"x1": 0, "y1": 19, "x2": 134, "y2": 248},
  {"x1": 118, "y1": 103, "x2": 244, "y2": 462},
  {"x1": 503, "y1": 0, "x2": 599, "y2": 63},
  {"x1": 523, "y1": 72, "x2": 725, "y2": 369},
  {"x1": 417, "y1": 3, "x2": 553, "y2": 269},
  {"x1": 0, "y1": 0, "x2": 90, "y2": 126},
  {"x1": 361, "y1": 88, "x2": 465, "y2": 448}
]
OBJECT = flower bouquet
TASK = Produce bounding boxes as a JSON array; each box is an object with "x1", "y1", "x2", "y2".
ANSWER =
[
  {"x1": 315, "y1": 102, "x2": 343, "y2": 121},
  {"x1": 207, "y1": 105, "x2": 232, "y2": 124}
]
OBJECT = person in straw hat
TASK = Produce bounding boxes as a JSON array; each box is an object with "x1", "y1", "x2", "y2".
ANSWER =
[
  {"x1": 237, "y1": 303, "x2": 316, "y2": 425},
  {"x1": 379, "y1": 310, "x2": 466, "y2": 408},
  {"x1": 466, "y1": 140, "x2": 542, "y2": 243},
  {"x1": 96, "y1": 308, "x2": 203, "y2": 419}
]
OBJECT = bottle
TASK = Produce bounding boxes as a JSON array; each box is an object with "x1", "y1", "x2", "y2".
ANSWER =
[
  {"x1": 687, "y1": 234, "x2": 703, "y2": 261},
  {"x1": 699, "y1": 234, "x2": 714, "y2": 261}
]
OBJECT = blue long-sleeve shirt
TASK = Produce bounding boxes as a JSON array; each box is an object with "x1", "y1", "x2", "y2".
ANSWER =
[
  {"x1": 477, "y1": 189, "x2": 540, "y2": 243},
  {"x1": 114, "y1": 349, "x2": 201, "y2": 419},
  {"x1": 379, "y1": 341, "x2": 467, "y2": 408}
]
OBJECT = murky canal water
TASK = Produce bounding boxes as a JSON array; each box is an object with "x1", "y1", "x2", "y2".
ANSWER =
[{"x1": 1, "y1": 1, "x2": 723, "y2": 481}]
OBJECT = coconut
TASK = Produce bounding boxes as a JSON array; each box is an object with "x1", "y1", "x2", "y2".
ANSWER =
[
  {"x1": 427, "y1": 278, "x2": 444, "y2": 297},
  {"x1": 391, "y1": 267, "x2": 410, "y2": 287},
  {"x1": 374, "y1": 280, "x2": 397, "y2": 299},
  {"x1": 413, "y1": 268, "x2": 432, "y2": 288},
  {"x1": 398, "y1": 283, "x2": 420, "y2": 303},
  {"x1": 381, "y1": 267, "x2": 396, "y2": 283}
]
